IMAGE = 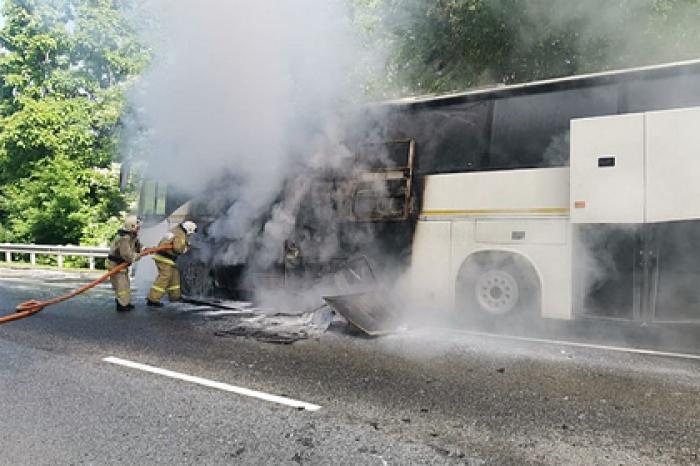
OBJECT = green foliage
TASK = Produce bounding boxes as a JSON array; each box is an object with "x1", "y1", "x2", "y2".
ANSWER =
[
  {"x1": 360, "y1": 0, "x2": 700, "y2": 95},
  {"x1": 0, "y1": 0, "x2": 147, "y2": 247},
  {"x1": 1, "y1": 155, "x2": 125, "y2": 244},
  {"x1": 81, "y1": 214, "x2": 122, "y2": 247}
]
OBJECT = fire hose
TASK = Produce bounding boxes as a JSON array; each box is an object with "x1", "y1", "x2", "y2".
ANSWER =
[{"x1": 0, "y1": 244, "x2": 174, "y2": 325}]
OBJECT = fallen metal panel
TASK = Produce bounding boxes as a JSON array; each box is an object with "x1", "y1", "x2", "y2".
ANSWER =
[
  {"x1": 181, "y1": 298, "x2": 254, "y2": 315},
  {"x1": 323, "y1": 291, "x2": 400, "y2": 336},
  {"x1": 213, "y1": 306, "x2": 334, "y2": 344}
]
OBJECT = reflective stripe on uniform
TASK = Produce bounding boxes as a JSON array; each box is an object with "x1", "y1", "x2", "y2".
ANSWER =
[
  {"x1": 151, "y1": 285, "x2": 165, "y2": 293},
  {"x1": 153, "y1": 255, "x2": 175, "y2": 266},
  {"x1": 167, "y1": 285, "x2": 181, "y2": 291},
  {"x1": 117, "y1": 289, "x2": 131, "y2": 297}
]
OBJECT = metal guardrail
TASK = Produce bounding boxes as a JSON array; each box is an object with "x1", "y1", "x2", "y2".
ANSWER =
[{"x1": 0, "y1": 243, "x2": 110, "y2": 270}]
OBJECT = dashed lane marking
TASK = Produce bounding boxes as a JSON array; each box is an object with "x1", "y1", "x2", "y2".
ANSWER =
[
  {"x1": 102, "y1": 356, "x2": 321, "y2": 411},
  {"x1": 436, "y1": 328, "x2": 700, "y2": 361}
]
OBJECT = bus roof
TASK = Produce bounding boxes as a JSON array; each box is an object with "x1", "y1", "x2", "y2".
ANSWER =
[{"x1": 377, "y1": 58, "x2": 700, "y2": 109}]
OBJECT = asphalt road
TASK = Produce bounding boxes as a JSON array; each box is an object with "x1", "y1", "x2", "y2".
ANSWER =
[{"x1": 1, "y1": 268, "x2": 699, "y2": 465}]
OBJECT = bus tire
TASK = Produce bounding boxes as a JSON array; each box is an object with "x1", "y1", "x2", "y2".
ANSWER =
[{"x1": 455, "y1": 252, "x2": 540, "y2": 321}]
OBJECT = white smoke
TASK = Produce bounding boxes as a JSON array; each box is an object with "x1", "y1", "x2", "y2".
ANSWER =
[{"x1": 129, "y1": 0, "x2": 372, "y2": 268}]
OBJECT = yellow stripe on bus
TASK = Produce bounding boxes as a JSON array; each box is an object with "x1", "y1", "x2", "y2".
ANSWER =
[{"x1": 421, "y1": 207, "x2": 569, "y2": 216}]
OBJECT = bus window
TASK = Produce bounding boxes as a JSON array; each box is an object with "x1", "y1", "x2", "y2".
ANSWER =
[
  {"x1": 622, "y1": 74, "x2": 700, "y2": 113},
  {"x1": 387, "y1": 102, "x2": 492, "y2": 175},
  {"x1": 138, "y1": 180, "x2": 168, "y2": 221},
  {"x1": 489, "y1": 85, "x2": 619, "y2": 169},
  {"x1": 156, "y1": 186, "x2": 167, "y2": 215}
]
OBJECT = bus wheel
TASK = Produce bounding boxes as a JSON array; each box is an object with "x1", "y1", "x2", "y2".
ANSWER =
[
  {"x1": 474, "y1": 269, "x2": 520, "y2": 315},
  {"x1": 455, "y1": 253, "x2": 540, "y2": 320}
]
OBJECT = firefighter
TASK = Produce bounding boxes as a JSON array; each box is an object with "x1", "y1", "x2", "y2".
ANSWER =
[
  {"x1": 107, "y1": 215, "x2": 142, "y2": 312},
  {"x1": 146, "y1": 220, "x2": 197, "y2": 307}
]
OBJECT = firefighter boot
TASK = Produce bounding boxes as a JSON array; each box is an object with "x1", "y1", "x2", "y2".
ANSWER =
[
  {"x1": 115, "y1": 299, "x2": 132, "y2": 312},
  {"x1": 146, "y1": 299, "x2": 164, "y2": 308}
]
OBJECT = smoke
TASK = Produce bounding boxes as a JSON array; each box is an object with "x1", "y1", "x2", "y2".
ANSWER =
[
  {"x1": 127, "y1": 1, "x2": 378, "y2": 262},
  {"x1": 123, "y1": 0, "x2": 700, "y2": 346},
  {"x1": 136, "y1": 1, "x2": 366, "y2": 177}
]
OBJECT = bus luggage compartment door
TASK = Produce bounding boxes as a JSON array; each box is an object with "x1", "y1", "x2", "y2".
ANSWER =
[
  {"x1": 573, "y1": 224, "x2": 641, "y2": 321},
  {"x1": 649, "y1": 221, "x2": 700, "y2": 323}
]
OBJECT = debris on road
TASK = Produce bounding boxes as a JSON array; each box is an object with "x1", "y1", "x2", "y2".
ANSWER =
[
  {"x1": 208, "y1": 255, "x2": 402, "y2": 341},
  {"x1": 214, "y1": 305, "x2": 334, "y2": 344},
  {"x1": 323, "y1": 291, "x2": 400, "y2": 336}
]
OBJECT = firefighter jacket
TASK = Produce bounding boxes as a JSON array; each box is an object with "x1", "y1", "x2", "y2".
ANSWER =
[
  {"x1": 153, "y1": 225, "x2": 189, "y2": 266},
  {"x1": 108, "y1": 230, "x2": 142, "y2": 265}
]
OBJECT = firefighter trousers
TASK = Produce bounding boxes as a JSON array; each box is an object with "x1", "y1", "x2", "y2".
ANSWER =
[
  {"x1": 108, "y1": 261, "x2": 131, "y2": 306},
  {"x1": 148, "y1": 258, "x2": 181, "y2": 303}
]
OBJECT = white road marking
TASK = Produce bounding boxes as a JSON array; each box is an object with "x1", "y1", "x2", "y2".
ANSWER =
[
  {"x1": 102, "y1": 356, "x2": 321, "y2": 411},
  {"x1": 436, "y1": 328, "x2": 700, "y2": 361}
]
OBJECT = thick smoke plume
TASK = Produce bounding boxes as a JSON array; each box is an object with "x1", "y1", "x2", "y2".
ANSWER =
[{"x1": 128, "y1": 1, "x2": 380, "y2": 278}]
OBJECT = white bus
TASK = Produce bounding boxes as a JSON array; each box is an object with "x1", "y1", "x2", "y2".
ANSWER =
[
  {"x1": 395, "y1": 60, "x2": 700, "y2": 326},
  {"x1": 139, "y1": 59, "x2": 700, "y2": 326}
]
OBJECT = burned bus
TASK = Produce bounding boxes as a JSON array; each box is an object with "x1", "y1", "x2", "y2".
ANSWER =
[{"x1": 139, "y1": 58, "x2": 700, "y2": 327}]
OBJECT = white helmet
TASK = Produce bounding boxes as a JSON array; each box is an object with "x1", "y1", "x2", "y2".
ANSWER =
[
  {"x1": 181, "y1": 220, "x2": 197, "y2": 235},
  {"x1": 123, "y1": 215, "x2": 141, "y2": 233}
]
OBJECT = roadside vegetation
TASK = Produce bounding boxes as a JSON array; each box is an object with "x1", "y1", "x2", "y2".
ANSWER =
[{"x1": 0, "y1": 0, "x2": 146, "y2": 248}]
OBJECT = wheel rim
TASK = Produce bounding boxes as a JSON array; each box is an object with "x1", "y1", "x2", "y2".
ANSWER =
[{"x1": 475, "y1": 269, "x2": 519, "y2": 315}]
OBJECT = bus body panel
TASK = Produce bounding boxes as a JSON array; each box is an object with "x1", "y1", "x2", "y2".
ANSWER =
[
  {"x1": 570, "y1": 113, "x2": 646, "y2": 224},
  {"x1": 410, "y1": 221, "x2": 453, "y2": 311},
  {"x1": 571, "y1": 106, "x2": 700, "y2": 224},
  {"x1": 474, "y1": 218, "x2": 567, "y2": 245},
  {"x1": 413, "y1": 168, "x2": 573, "y2": 319},
  {"x1": 473, "y1": 219, "x2": 572, "y2": 319},
  {"x1": 646, "y1": 106, "x2": 700, "y2": 223},
  {"x1": 420, "y1": 167, "x2": 570, "y2": 218},
  {"x1": 443, "y1": 220, "x2": 573, "y2": 320}
]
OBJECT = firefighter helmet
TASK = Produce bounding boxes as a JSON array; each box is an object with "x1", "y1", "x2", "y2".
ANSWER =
[
  {"x1": 123, "y1": 215, "x2": 141, "y2": 233},
  {"x1": 181, "y1": 221, "x2": 197, "y2": 235}
]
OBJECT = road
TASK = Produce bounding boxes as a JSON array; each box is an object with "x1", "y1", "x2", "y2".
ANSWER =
[{"x1": 1, "y1": 268, "x2": 699, "y2": 465}]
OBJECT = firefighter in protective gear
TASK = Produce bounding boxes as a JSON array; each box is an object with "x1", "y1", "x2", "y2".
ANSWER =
[
  {"x1": 108, "y1": 215, "x2": 142, "y2": 312},
  {"x1": 146, "y1": 221, "x2": 197, "y2": 307}
]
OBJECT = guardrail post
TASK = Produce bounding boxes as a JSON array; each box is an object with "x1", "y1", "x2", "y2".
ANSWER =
[
  {"x1": 30, "y1": 252, "x2": 36, "y2": 265},
  {"x1": 6, "y1": 251, "x2": 11, "y2": 263},
  {"x1": 57, "y1": 254, "x2": 64, "y2": 268},
  {"x1": 89, "y1": 256, "x2": 95, "y2": 271}
]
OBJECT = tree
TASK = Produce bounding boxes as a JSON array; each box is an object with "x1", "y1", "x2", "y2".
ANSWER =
[
  {"x1": 361, "y1": 0, "x2": 700, "y2": 95},
  {"x1": 0, "y1": 0, "x2": 147, "y2": 245},
  {"x1": 2, "y1": 155, "x2": 123, "y2": 244}
]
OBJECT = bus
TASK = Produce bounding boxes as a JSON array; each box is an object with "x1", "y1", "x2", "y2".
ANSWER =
[{"x1": 138, "y1": 58, "x2": 700, "y2": 327}]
